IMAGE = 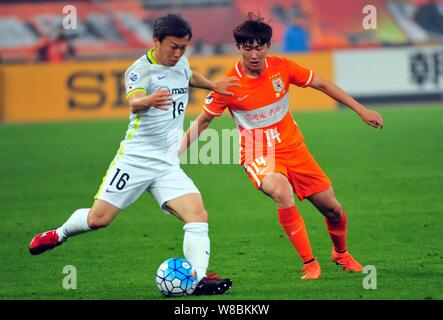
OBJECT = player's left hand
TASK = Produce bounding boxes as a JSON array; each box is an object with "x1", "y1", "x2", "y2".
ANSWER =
[
  {"x1": 213, "y1": 77, "x2": 240, "y2": 96},
  {"x1": 359, "y1": 109, "x2": 384, "y2": 129}
]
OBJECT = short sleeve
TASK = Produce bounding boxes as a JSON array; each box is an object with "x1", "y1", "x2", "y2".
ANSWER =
[
  {"x1": 283, "y1": 58, "x2": 315, "y2": 88},
  {"x1": 125, "y1": 63, "x2": 150, "y2": 98},
  {"x1": 203, "y1": 91, "x2": 228, "y2": 117}
]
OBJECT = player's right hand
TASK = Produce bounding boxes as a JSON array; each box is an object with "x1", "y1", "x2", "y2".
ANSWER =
[
  {"x1": 359, "y1": 108, "x2": 384, "y2": 129},
  {"x1": 145, "y1": 89, "x2": 173, "y2": 111}
]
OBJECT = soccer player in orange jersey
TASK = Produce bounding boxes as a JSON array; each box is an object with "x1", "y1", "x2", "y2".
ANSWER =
[{"x1": 180, "y1": 13, "x2": 384, "y2": 280}]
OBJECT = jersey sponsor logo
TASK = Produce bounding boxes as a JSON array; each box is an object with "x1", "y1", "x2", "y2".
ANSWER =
[
  {"x1": 231, "y1": 93, "x2": 289, "y2": 129},
  {"x1": 171, "y1": 87, "x2": 188, "y2": 95},
  {"x1": 129, "y1": 71, "x2": 139, "y2": 82},
  {"x1": 158, "y1": 86, "x2": 170, "y2": 92},
  {"x1": 158, "y1": 86, "x2": 188, "y2": 95},
  {"x1": 205, "y1": 94, "x2": 213, "y2": 104},
  {"x1": 157, "y1": 74, "x2": 167, "y2": 80}
]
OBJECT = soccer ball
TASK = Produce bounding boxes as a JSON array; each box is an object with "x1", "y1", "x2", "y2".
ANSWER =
[{"x1": 155, "y1": 258, "x2": 198, "y2": 297}]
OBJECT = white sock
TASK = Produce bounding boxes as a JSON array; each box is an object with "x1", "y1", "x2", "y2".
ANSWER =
[
  {"x1": 56, "y1": 208, "x2": 92, "y2": 242},
  {"x1": 183, "y1": 222, "x2": 210, "y2": 282}
]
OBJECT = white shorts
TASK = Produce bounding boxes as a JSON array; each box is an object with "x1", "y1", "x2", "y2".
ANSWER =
[{"x1": 95, "y1": 157, "x2": 200, "y2": 212}]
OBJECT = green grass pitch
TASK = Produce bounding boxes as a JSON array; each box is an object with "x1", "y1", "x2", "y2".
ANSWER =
[{"x1": 1, "y1": 105, "x2": 442, "y2": 300}]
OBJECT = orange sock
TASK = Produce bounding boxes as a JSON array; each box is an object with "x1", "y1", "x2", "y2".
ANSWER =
[
  {"x1": 278, "y1": 206, "x2": 314, "y2": 263},
  {"x1": 325, "y1": 212, "x2": 348, "y2": 253}
]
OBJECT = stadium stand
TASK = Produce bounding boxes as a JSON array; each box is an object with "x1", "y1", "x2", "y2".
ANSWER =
[
  {"x1": 0, "y1": 17, "x2": 37, "y2": 48},
  {"x1": 0, "y1": 0, "x2": 442, "y2": 63}
]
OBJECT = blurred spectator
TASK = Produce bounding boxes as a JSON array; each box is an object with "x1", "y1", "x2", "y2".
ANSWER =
[
  {"x1": 414, "y1": 0, "x2": 443, "y2": 37},
  {"x1": 213, "y1": 43, "x2": 225, "y2": 55},
  {"x1": 193, "y1": 40, "x2": 205, "y2": 54},
  {"x1": 282, "y1": 4, "x2": 310, "y2": 52},
  {"x1": 271, "y1": 3, "x2": 288, "y2": 23},
  {"x1": 36, "y1": 25, "x2": 75, "y2": 62},
  {"x1": 191, "y1": 39, "x2": 214, "y2": 55}
]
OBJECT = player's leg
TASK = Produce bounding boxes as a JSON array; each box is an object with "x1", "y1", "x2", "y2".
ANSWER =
[
  {"x1": 30, "y1": 158, "x2": 147, "y2": 255},
  {"x1": 164, "y1": 193, "x2": 208, "y2": 223},
  {"x1": 164, "y1": 193, "x2": 209, "y2": 280},
  {"x1": 29, "y1": 199, "x2": 120, "y2": 255},
  {"x1": 307, "y1": 187, "x2": 363, "y2": 271},
  {"x1": 261, "y1": 172, "x2": 321, "y2": 279},
  {"x1": 307, "y1": 186, "x2": 346, "y2": 251},
  {"x1": 149, "y1": 169, "x2": 231, "y2": 295},
  {"x1": 60, "y1": 199, "x2": 121, "y2": 239},
  {"x1": 286, "y1": 142, "x2": 362, "y2": 272},
  {"x1": 165, "y1": 193, "x2": 232, "y2": 295}
]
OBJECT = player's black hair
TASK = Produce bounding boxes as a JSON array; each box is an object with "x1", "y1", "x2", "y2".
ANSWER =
[
  {"x1": 153, "y1": 13, "x2": 193, "y2": 42},
  {"x1": 233, "y1": 12, "x2": 273, "y2": 47}
]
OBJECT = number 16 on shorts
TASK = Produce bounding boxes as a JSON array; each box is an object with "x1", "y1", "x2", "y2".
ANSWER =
[
  {"x1": 109, "y1": 168, "x2": 130, "y2": 191},
  {"x1": 96, "y1": 162, "x2": 146, "y2": 210},
  {"x1": 103, "y1": 163, "x2": 132, "y2": 194}
]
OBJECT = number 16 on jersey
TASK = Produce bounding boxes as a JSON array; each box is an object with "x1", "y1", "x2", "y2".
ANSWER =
[{"x1": 172, "y1": 101, "x2": 184, "y2": 119}]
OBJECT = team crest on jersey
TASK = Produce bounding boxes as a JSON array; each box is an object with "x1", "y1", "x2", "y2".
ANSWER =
[
  {"x1": 205, "y1": 94, "x2": 213, "y2": 104},
  {"x1": 129, "y1": 71, "x2": 139, "y2": 82},
  {"x1": 272, "y1": 77, "x2": 284, "y2": 92}
]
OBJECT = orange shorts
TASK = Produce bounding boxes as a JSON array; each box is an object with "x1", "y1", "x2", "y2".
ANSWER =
[{"x1": 242, "y1": 142, "x2": 332, "y2": 201}]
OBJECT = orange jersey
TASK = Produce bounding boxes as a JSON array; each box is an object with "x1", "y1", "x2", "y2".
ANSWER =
[{"x1": 203, "y1": 56, "x2": 315, "y2": 163}]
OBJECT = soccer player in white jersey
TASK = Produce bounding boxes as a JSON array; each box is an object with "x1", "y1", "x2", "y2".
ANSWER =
[{"x1": 29, "y1": 14, "x2": 237, "y2": 296}]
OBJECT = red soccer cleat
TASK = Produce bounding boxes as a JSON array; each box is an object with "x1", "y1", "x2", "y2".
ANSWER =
[
  {"x1": 192, "y1": 272, "x2": 232, "y2": 296},
  {"x1": 29, "y1": 230, "x2": 62, "y2": 255},
  {"x1": 331, "y1": 249, "x2": 364, "y2": 272},
  {"x1": 300, "y1": 258, "x2": 322, "y2": 280}
]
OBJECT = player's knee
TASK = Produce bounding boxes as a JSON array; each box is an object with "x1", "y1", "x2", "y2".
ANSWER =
[
  {"x1": 262, "y1": 174, "x2": 294, "y2": 207},
  {"x1": 270, "y1": 187, "x2": 294, "y2": 207},
  {"x1": 182, "y1": 208, "x2": 208, "y2": 223},
  {"x1": 195, "y1": 208, "x2": 208, "y2": 222},
  {"x1": 88, "y1": 211, "x2": 113, "y2": 229},
  {"x1": 325, "y1": 204, "x2": 343, "y2": 222},
  {"x1": 192, "y1": 208, "x2": 208, "y2": 222}
]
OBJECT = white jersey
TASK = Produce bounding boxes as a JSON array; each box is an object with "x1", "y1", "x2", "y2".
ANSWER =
[
  {"x1": 95, "y1": 49, "x2": 200, "y2": 211},
  {"x1": 121, "y1": 49, "x2": 192, "y2": 166}
]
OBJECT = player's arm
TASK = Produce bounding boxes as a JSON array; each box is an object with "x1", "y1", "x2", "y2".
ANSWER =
[
  {"x1": 127, "y1": 89, "x2": 173, "y2": 113},
  {"x1": 189, "y1": 71, "x2": 239, "y2": 96},
  {"x1": 309, "y1": 75, "x2": 384, "y2": 129},
  {"x1": 179, "y1": 111, "x2": 214, "y2": 156}
]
